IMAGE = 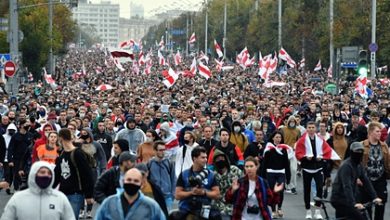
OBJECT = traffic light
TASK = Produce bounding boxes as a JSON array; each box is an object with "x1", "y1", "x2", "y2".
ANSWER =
[{"x1": 357, "y1": 50, "x2": 368, "y2": 76}]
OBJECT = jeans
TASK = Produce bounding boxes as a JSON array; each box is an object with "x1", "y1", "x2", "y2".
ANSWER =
[
  {"x1": 164, "y1": 195, "x2": 173, "y2": 212},
  {"x1": 67, "y1": 193, "x2": 85, "y2": 220}
]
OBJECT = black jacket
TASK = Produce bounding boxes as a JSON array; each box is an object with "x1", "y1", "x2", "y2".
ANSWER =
[
  {"x1": 94, "y1": 166, "x2": 121, "y2": 204},
  {"x1": 94, "y1": 131, "x2": 113, "y2": 162},
  {"x1": 331, "y1": 158, "x2": 377, "y2": 206},
  {"x1": 198, "y1": 138, "x2": 217, "y2": 156}
]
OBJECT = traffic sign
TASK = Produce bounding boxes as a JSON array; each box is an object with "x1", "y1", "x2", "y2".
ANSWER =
[
  {"x1": 4, "y1": 61, "x2": 16, "y2": 77},
  {"x1": 0, "y1": 53, "x2": 11, "y2": 70},
  {"x1": 369, "y1": 43, "x2": 378, "y2": 52}
]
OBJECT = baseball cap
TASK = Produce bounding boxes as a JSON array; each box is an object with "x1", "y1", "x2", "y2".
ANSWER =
[
  {"x1": 118, "y1": 152, "x2": 137, "y2": 164},
  {"x1": 350, "y1": 142, "x2": 364, "y2": 153}
]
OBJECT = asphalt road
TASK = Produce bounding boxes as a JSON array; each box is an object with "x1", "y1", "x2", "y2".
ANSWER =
[{"x1": 0, "y1": 175, "x2": 389, "y2": 219}]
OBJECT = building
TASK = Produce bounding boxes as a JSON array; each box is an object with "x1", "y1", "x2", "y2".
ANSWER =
[
  {"x1": 72, "y1": 1, "x2": 119, "y2": 48},
  {"x1": 119, "y1": 18, "x2": 157, "y2": 46},
  {"x1": 130, "y1": 1, "x2": 144, "y2": 19}
]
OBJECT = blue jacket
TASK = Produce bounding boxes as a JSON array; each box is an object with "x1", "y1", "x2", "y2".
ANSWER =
[
  {"x1": 95, "y1": 191, "x2": 166, "y2": 220},
  {"x1": 147, "y1": 158, "x2": 176, "y2": 197}
]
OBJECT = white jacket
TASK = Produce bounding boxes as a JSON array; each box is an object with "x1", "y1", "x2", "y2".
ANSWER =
[
  {"x1": 1, "y1": 161, "x2": 75, "y2": 220},
  {"x1": 175, "y1": 142, "x2": 199, "y2": 178}
]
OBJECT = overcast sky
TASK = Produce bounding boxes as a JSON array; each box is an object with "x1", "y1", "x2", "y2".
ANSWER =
[{"x1": 90, "y1": 0, "x2": 203, "y2": 18}]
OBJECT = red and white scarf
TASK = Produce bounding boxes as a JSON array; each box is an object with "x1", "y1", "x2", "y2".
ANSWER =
[{"x1": 295, "y1": 133, "x2": 340, "y2": 161}]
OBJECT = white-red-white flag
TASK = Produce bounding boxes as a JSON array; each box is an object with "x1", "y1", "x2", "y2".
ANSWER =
[
  {"x1": 299, "y1": 58, "x2": 305, "y2": 69},
  {"x1": 189, "y1": 32, "x2": 196, "y2": 44},
  {"x1": 198, "y1": 62, "x2": 212, "y2": 79},
  {"x1": 159, "y1": 36, "x2": 165, "y2": 50},
  {"x1": 174, "y1": 51, "x2": 182, "y2": 66},
  {"x1": 278, "y1": 48, "x2": 296, "y2": 68},
  {"x1": 138, "y1": 51, "x2": 145, "y2": 66},
  {"x1": 267, "y1": 53, "x2": 278, "y2": 74},
  {"x1": 259, "y1": 55, "x2": 271, "y2": 80},
  {"x1": 327, "y1": 65, "x2": 333, "y2": 78},
  {"x1": 158, "y1": 50, "x2": 166, "y2": 66},
  {"x1": 236, "y1": 47, "x2": 249, "y2": 67},
  {"x1": 198, "y1": 51, "x2": 209, "y2": 64},
  {"x1": 355, "y1": 76, "x2": 368, "y2": 98},
  {"x1": 113, "y1": 58, "x2": 125, "y2": 72},
  {"x1": 245, "y1": 56, "x2": 255, "y2": 67},
  {"x1": 110, "y1": 50, "x2": 134, "y2": 60},
  {"x1": 119, "y1": 39, "x2": 135, "y2": 48},
  {"x1": 214, "y1": 39, "x2": 223, "y2": 58},
  {"x1": 215, "y1": 58, "x2": 224, "y2": 72},
  {"x1": 314, "y1": 60, "x2": 322, "y2": 71},
  {"x1": 190, "y1": 57, "x2": 197, "y2": 76},
  {"x1": 43, "y1": 67, "x2": 57, "y2": 88},
  {"x1": 162, "y1": 67, "x2": 178, "y2": 88}
]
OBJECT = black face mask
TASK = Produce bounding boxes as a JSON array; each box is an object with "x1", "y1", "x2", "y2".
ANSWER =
[
  {"x1": 184, "y1": 140, "x2": 190, "y2": 145},
  {"x1": 215, "y1": 160, "x2": 227, "y2": 170},
  {"x1": 123, "y1": 183, "x2": 140, "y2": 196},
  {"x1": 35, "y1": 175, "x2": 52, "y2": 189},
  {"x1": 8, "y1": 130, "x2": 16, "y2": 136},
  {"x1": 23, "y1": 125, "x2": 30, "y2": 130},
  {"x1": 350, "y1": 151, "x2": 363, "y2": 164},
  {"x1": 8, "y1": 117, "x2": 15, "y2": 121},
  {"x1": 80, "y1": 134, "x2": 89, "y2": 140}
]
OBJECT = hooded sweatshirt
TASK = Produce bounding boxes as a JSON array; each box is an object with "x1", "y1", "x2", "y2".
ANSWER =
[
  {"x1": 1, "y1": 161, "x2": 75, "y2": 220},
  {"x1": 81, "y1": 128, "x2": 107, "y2": 176},
  {"x1": 115, "y1": 119, "x2": 146, "y2": 153},
  {"x1": 1, "y1": 123, "x2": 17, "y2": 162}
]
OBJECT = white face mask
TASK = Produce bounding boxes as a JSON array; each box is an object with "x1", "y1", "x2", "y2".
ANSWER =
[
  {"x1": 234, "y1": 126, "x2": 241, "y2": 133},
  {"x1": 145, "y1": 137, "x2": 153, "y2": 143}
]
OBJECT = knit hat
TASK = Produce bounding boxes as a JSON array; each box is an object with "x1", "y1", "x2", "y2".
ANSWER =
[
  {"x1": 115, "y1": 139, "x2": 129, "y2": 152},
  {"x1": 350, "y1": 142, "x2": 364, "y2": 152},
  {"x1": 118, "y1": 152, "x2": 137, "y2": 164}
]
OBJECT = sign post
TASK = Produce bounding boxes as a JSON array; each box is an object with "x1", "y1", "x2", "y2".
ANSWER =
[{"x1": 4, "y1": 61, "x2": 16, "y2": 77}]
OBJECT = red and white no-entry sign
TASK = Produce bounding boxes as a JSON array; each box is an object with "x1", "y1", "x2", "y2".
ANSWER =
[{"x1": 4, "y1": 61, "x2": 16, "y2": 77}]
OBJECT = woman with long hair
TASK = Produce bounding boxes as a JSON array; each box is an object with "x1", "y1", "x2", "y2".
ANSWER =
[
  {"x1": 36, "y1": 131, "x2": 59, "y2": 164},
  {"x1": 261, "y1": 131, "x2": 291, "y2": 219},
  {"x1": 225, "y1": 156, "x2": 283, "y2": 220},
  {"x1": 137, "y1": 129, "x2": 161, "y2": 163}
]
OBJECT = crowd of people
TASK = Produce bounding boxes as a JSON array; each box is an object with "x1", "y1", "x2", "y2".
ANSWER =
[{"x1": 0, "y1": 46, "x2": 389, "y2": 220}]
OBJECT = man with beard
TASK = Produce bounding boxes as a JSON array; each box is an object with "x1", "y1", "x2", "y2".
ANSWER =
[
  {"x1": 94, "y1": 152, "x2": 137, "y2": 204},
  {"x1": 115, "y1": 118, "x2": 146, "y2": 154},
  {"x1": 94, "y1": 121, "x2": 113, "y2": 162}
]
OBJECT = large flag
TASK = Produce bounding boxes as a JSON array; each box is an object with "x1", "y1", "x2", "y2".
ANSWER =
[
  {"x1": 190, "y1": 57, "x2": 197, "y2": 76},
  {"x1": 138, "y1": 51, "x2": 145, "y2": 66},
  {"x1": 158, "y1": 50, "x2": 166, "y2": 66},
  {"x1": 236, "y1": 47, "x2": 249, "y2": 68},
  {"x1": 258, "y1": 54, "x2": 271, "y2": 79},
  {"x1": 278, "y1": 48, "x2": 296, "y2": 68},
  {"x1": 314, "y1": 60, "x2": 322, "y2": 71},
  {"x1": 198, "y1": 51, "x2": 209, "y2": 64},
  {"x1": 110, "y1": 50, "x2": 134, "y2": 60},
  {"x1": 119, "y1": 39, "x2": 135, "y2": 48},
  {"x1": 267, "y1": 53, "x2": 278, "y2": 74},
  {"x1": 198, "y1": 62, "x2": 212, "y2": 79},
  {"x1": 174, "y1": 51, "x2": 182, "y2": 66},
  {"x1": 43, "y1": 67, "x2": 57, "y2": 88},
  {"x1": 295, "y1": 133, "x2": 340, "y2": 161},
  {"x1": 188, "y1": 32, "x2": 196, "y2": 44},
  {"x1": 214, "y1": 39, "x2": 223, "y2": 58},
  {"x1": 162, "y1": 67, "x2": 178, "y2": 88},
  {"x1": 299, "y1": 58, "x2": 305, "y2": 69},
  {"x1": 355, "y1": 76, "x2": 368, "y2": 98},
  {"x1": 113, "y1": 58, "x2": 125, "y2": 71}
]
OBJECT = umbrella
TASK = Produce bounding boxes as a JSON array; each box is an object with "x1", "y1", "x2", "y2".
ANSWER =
[{"x1": 96, "y1": 84, "x2": 113, "y2": 91}]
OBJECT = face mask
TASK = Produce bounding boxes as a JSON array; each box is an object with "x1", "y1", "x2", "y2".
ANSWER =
[
  {"x1": 24, "y1": 125, "x2": 30, "y2": 130},
  {"x1": 8, "y1": 130, "x2": 15, "y2": 136},
  {"x1": 123, "y1": 183, "x2": 140, "y2": 196},
  {"x1": 128, "y1": 126, "x2": 135, "y2": 130},
  {"x1": 184, "y1": 140, "x2": 190, "y2": 145},
  {"x1": 350, "y1": 152, "x2": 363, "y2": 164},
  {"x1": 35, "y1": 175, "x2": 52, "y2": 189},
  {"x1": 234, "y1": 126, "x2": 241, "y2": 133},
  {"x1": 215, "y1": 160, "x2": 227, "y2": 170},
  {"x1": 288, "y1": 122, "x2": 296, "y2": 128},
  {"x1": 9, "y1": 117, "x2": 15, "y2": 121},
  {"x1": 79, "y1": 113, "x2": 85, "y2": 118},
  {"x1": 80, "y1": 134, "x2": 89, "y2": 140},
  {"x1": 145, "y1": 137, "x2": 153, "y2": 142},
  {"x1": 184, "y1": 122, "x2": 192, "y2": 127}
]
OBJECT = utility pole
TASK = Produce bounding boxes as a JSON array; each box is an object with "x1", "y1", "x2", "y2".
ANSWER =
[
  {"x1": 186, "y1": 13, "x2": 189, "y2": 56},
  {"x1": 9, "y1": 0, "x2": 19, "y2": 95},
  {"x1": 49, "y1": 0, "x2": 54, "y2": 75},
  {"x1": 205, "y1": 0, "x2": 208, "y2": 53},
  {"x1": 371, "y1": 0, "x2": 376, "y2": 79},
  {"x1": 278, "y1": 0, "x2": 282, "y2": 49},
  {"x1": 329, "y1": 0, "x2": 334, "y2": 72},
  {"x1": 223, "y1": 0, "x2": 227, "y2": 59}
]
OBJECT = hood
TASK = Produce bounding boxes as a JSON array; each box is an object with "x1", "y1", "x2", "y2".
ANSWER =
[
  {"x1": 5, "y1": 123, "x2": 18, "y2": 135},
  {"x1": 212, "y1": 149, "x2": 231, "y2": 167},
  {"x1": 81, "y1": 127, "x2": 94, "y2": 140},
  {"x1": 231, "y1": 121, "x2": 241, "y2": 130},
  {"x1": 332, "y1": 122, "x2": 345, "y2": 137},
  {"x1": 28, "y1": 161, "x2": 55, "y2": 194},
  {"x1": 287, "y1": 115, "x2": 296, "y2": 124},
  {"x1": 125, "y1": 117, "x2": 136, "y2": 130}
]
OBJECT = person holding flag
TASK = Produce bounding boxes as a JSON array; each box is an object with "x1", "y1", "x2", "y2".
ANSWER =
[{"x1": 295, "y1": 121, "x2": 340, "y2": 219}]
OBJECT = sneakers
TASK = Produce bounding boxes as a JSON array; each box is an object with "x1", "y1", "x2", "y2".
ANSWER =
[
  {"x1": 291, "y1": 188, "x2": 297, "y2": 194},
  {"x1": 314, "y1": 209, "x2": 323, "y2": 219},
  {"x1": 277, "y1": 209, "x2": 284, "y2": 218},
  {"x1": 285, "y1": 188, "x2": 292, "y2": 194},
  {"x1": 86, "y1": 211, "x2": 92, "y2": 219},
  {"x1": 272, "y1": 211, "x2": 279, "y2": 219},
  {"x1": 79, "y1": 210, "x2": 85, "y2": 219},
  {"x1": 305, "y1": 209, "x2": 312, "y2": 219}
]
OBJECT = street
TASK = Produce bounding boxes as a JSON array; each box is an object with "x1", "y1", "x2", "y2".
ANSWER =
[{"x1": 0, "y1": 175, "x2": 389, "y2": 219}]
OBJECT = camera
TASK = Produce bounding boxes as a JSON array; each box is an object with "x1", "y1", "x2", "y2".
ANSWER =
[
  {"x1": 188, "y1": 169, "x2": 209, "y2": 187},
  {"x1": 247, "y1": 205, "x2": 260, "y2": 214}
]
